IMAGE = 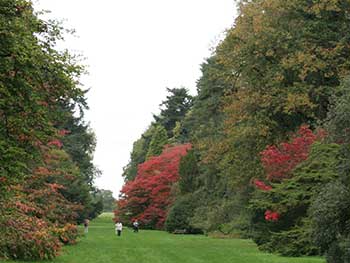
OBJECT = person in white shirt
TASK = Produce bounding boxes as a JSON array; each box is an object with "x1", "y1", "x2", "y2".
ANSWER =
[
  {"x1": 115, "y1": 222, "x2": 123, "y2": 236},
  {"x1": 132, "y1": 220, "x2": 139, "y2": 233},
  {"x1": 84, "y1": 219, "x2": 90, "y2": 234}
]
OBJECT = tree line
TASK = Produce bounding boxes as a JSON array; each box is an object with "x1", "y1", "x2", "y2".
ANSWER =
[
  {"x1": 116, "y1": 1, "x2": 350, "y2": 262},
  {"x1": 0, "y1": 0, "x2": 108, "y2": 260}
]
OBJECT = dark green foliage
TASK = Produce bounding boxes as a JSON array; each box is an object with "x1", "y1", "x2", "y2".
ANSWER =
[
  {"x1": 123, "y1": 88, "x2": 192, "y2": 182},
  {"x1": 146, "y1": 125, "x2": 168, "y2": 159},
  {"x1": 96, "y1": 189, "x2": 116, "y2": 212},
  {"x1": 189, "y1": 192, "x2": 251, "y2": 236},
  {"x1": 173, "y1": 56, "x2": 235, "y2": 236},
  {"x1": 250, "y1": 142, "x2": 340, "y2": 256},
  {"x1": 122, "y1": 125, "x2": 154, "y2": 181},
  {"x1": 165, "y1": 194, "x2": 202, "y2": 234},
  {"x1": 178, "y1": 150, "x2": 199, "y2": 194},
  {"x1": 121, "y1": 0, "x2": 350, "y2": 259},
  {"x1": 57, "y1": 103, "x2": 102, "y2": 222},
  {"x1": 263, "y1": 222, "x2": 319, "y2": 256},
  {"x1": 154, "y1": 87, "x2": 193, "y2": 137},
  {"x1": 325, "y1": 77, "x2": 350, "y2": 144},
  {"x1": 88, "y1": 196, "x2": 104, "y2": 219},
  {"x1": 309, "y1": 76, "x2": 350, "y2": 262},
  {"x1": 0, "y1": 0, "x2": 99, "y2": 259},
  {"x1": 310, "y1": 181, "x2": 350, "y2": 262},
  {"x1": 183, "y1": 56, "x2": 230, "y2": 137}
]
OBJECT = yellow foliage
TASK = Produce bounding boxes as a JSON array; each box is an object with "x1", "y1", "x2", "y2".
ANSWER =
[{"x1": 284, "y1": 93, "x2": 315, "y2": 114}]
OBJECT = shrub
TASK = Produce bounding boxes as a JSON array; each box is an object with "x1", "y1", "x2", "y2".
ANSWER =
[
  {"x1": 250, "y1": 142, "x2": 340, "y2": 256},
  {"x1": 53, "y1": 223, "x2": 79, "y2": 245},
  {"x1": 165, "y1": 194, "x2": 201, "y2": 234},
  {"x1": 0, "y1": 215, "x2": 61, "y2": 260},
  {"x1": 310, "y1": 180, "x2": 350, "y2": 262}
]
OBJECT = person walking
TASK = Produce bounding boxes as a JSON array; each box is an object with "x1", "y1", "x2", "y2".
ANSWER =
[
  {"x1": 133, "y1": 220, "x2": 139, "y2": 233},
  {"x1": 84, "y1": 219, "x2": 90, "y2": 234},
  {"x1": 115, "y1": 221, "x2": 123, "y2": 236}
]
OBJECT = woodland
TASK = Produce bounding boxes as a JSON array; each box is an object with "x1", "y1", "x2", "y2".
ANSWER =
[
  {"x1": 0, "y1": 0, "x2": 104, "y2": 260},
  {"x1": 117, "y1": 1, "x2": 350, "y2": 263},
  {"x1": 1, "y1": 0, "x2": 350, "y2": 263}
]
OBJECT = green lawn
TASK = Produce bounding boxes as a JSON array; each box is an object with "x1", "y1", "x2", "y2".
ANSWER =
[{"x1": 0, "y1": 213, "x2": 325, "y2": 263}]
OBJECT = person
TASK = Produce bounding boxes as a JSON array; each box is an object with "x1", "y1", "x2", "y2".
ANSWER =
[
  {"x1": 115, "y1": 221, "x2": 123, "y2": 236},
  {"x1": 84, "y1": 219, "x2": 90, "y2": 234},
  {"x1": 132, "y1": 220, "x2": 139, "y2": 233}
]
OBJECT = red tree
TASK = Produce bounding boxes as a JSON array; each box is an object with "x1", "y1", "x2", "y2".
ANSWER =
[
  {"x1": 254, "y1": 125, "x2": 324, "y2": 221},
  {"x1": 115, "y1": 144, "x2": 191, "y2": 229},
  {"x1": 260, "y1": 125, "x2": 322, "y2": 181}
]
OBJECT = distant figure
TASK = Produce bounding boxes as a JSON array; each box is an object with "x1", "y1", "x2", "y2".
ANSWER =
[
  {"x1": 84, "y1": 219, "x2": 90, "y2": 234},
  {"x1": 133, "y1": 220, "x2": 139, "y2": 233},
  {"x1": 115, "y1": 221, "x2": 123, "y2": 236}
]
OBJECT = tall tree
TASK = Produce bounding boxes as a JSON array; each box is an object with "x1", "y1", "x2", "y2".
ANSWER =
[
  {"x1": 115, "y1": 144, "x2": 191, "y2": 229},
  {"x1": 154, "y1": 87, "x2": 193, "y2": 137},
  {"x1": 146, "y1": 124, "x2": 168, "y2": 159},
  {"x1": 122, "y1": 124, "x2": 156, "y2": 181},
  {"x1": 0, "y1": 0, "x2": 98, "y2": 259}
]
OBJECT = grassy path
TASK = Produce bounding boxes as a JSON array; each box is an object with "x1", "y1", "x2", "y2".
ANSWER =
[{"x1": 0, "y1": 213, "x2": 325, "y2": 263}]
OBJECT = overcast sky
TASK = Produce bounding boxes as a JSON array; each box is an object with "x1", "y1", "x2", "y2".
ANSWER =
[{"x1": 33, "y1": 0, "x2": 237, "y2": 198}]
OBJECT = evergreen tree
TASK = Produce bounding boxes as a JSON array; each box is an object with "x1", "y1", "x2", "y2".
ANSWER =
[
  {"x1": 146, "y1": 125, "x2": 168, "y2": 159},
  {"x1": 154, "y1": 87, "x2": 193, "y2": 137},
  {"x1": 178, "y1": 150, "x2": 199, "y2": 194}
]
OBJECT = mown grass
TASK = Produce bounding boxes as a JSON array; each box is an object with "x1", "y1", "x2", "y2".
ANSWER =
[{"x1": 0, "y1": 213, "x2": 325, "y2": 263}]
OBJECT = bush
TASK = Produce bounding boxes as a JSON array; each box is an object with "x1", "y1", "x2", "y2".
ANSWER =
[
  {"x1": 53, "y1": 223, "x2": 79, "y2": 245},
  {"x1": 250, "y1": 142, "x2": 340, "y2": 256},
  {"x1": 310, "y1": 180, "x2": 350, "y2": 262},
  {"x1": 263, "y1": 223, "x2": 319, "y2": 256},
  {"x1": 165, "y1": 194, "x2": 201, "y2": 234},
  {"x1": 0, "y1": 215, "x2": 62, "y2": 260}
]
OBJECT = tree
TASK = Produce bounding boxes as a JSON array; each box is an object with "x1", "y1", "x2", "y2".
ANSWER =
[
  {"x1": 194, "y1": 0, "x2": 350, "y2": 242},
  {"x1": 250, "y1": 130, "x2": 339, "y2": 256},
  {"x1": 178, "y1": 150, "x2": 199, "y2": 194},
  {"x1": 154, "y1": 88, "x2": 193, "y2": 137},
  {"x1": 97, "y1": 189, "x2": 116, "y2": 212},
  {"x1": 310, "y1": 181, "x2": 350, "y2": 263},
  {"x1": 0, "y1": 0, "x2": 94, "y2": 259},
  {"x1": 115, "y1": 144, "x2": 191, "y2": 229},
  {"x1": 260, "y1": 125, "x2": 321, "y2": 181},
  {"x1": 309, "y1": 76, "x2": 350, "y2": 263},
  {"x1": 165, "y1": 194, "x2": 202, "y2": 234},
  {"x1": 56, "y1": 103, "x2": 102, "y2": 222},
  {"x1": 146, "y1": 125, "x2": 168, "y2": 159},
  {"x1": 122, "y1": 124, "x2": 156, "y2": 181}
]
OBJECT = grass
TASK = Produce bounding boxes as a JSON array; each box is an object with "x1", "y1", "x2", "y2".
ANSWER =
[{"x1": 0, "y1": 213, "x2": 325, "y2": 263}]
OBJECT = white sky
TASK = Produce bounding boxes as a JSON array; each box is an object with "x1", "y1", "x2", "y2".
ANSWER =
[{"x1": 33, "y1": 0, "x2": 236, "y2": 198}]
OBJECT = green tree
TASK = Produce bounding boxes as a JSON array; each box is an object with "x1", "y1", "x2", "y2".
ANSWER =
[
  {"x1": 146, "y1": 125, "x2": 168, "y2": 159},
  {"x1": 0, "y1": 0, "x2": 96, "y2": 259},
  {"x1": 309, "y1": 76, "x2": 350, "y2": 262},
  {"x1": 56, "y1": 103, "x2": 102, "y2": 222},
  {"x1": 97, "y1": 189, "x2": 116, "y2": 212},
  {"x1": 154, "y1": 87, "x2": 193, "y2": 137},
  {"x1": 193, "y1": 0, "x2": 350, "y2": 241},
  {"x1": 250, "y1": 142, "x2": 340, "y2": 256},
  {"x1": 178, "y1": 150, "x2": 199, "y2": 194},
  {"x1": 122, "y1": 124, "x2": 156, "y2": 181},
  {"x1": 165, "y1": 194, "x2": 202, "y2": 234}
]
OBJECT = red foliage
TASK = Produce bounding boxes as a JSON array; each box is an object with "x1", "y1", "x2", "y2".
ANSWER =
[
  {"x1": 264, "y1": 210, "x2": 280, "y2": 221},
  {"x1": 58, "y1": 129, "x2": 70, "y2": 136},
  {"x1": 115, "y1": 144, "x2": 192, "y2": 229},
  {"x1": 260, "y1": 125, "x2": 323, "y2": 181},
  {"x1": 256, "y1": 125, "x2": 325, "y2": 222},
  {"x1": 253, "y1": 179, "x2": 272, "y2": 191},
  {"x1": 47, "y1": 139, "x2": 63, "y2": 148}
]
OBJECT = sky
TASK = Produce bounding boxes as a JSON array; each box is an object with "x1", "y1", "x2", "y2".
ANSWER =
[{"x1": 33, "y1": 0, "x2": 237, "y2": 198}]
